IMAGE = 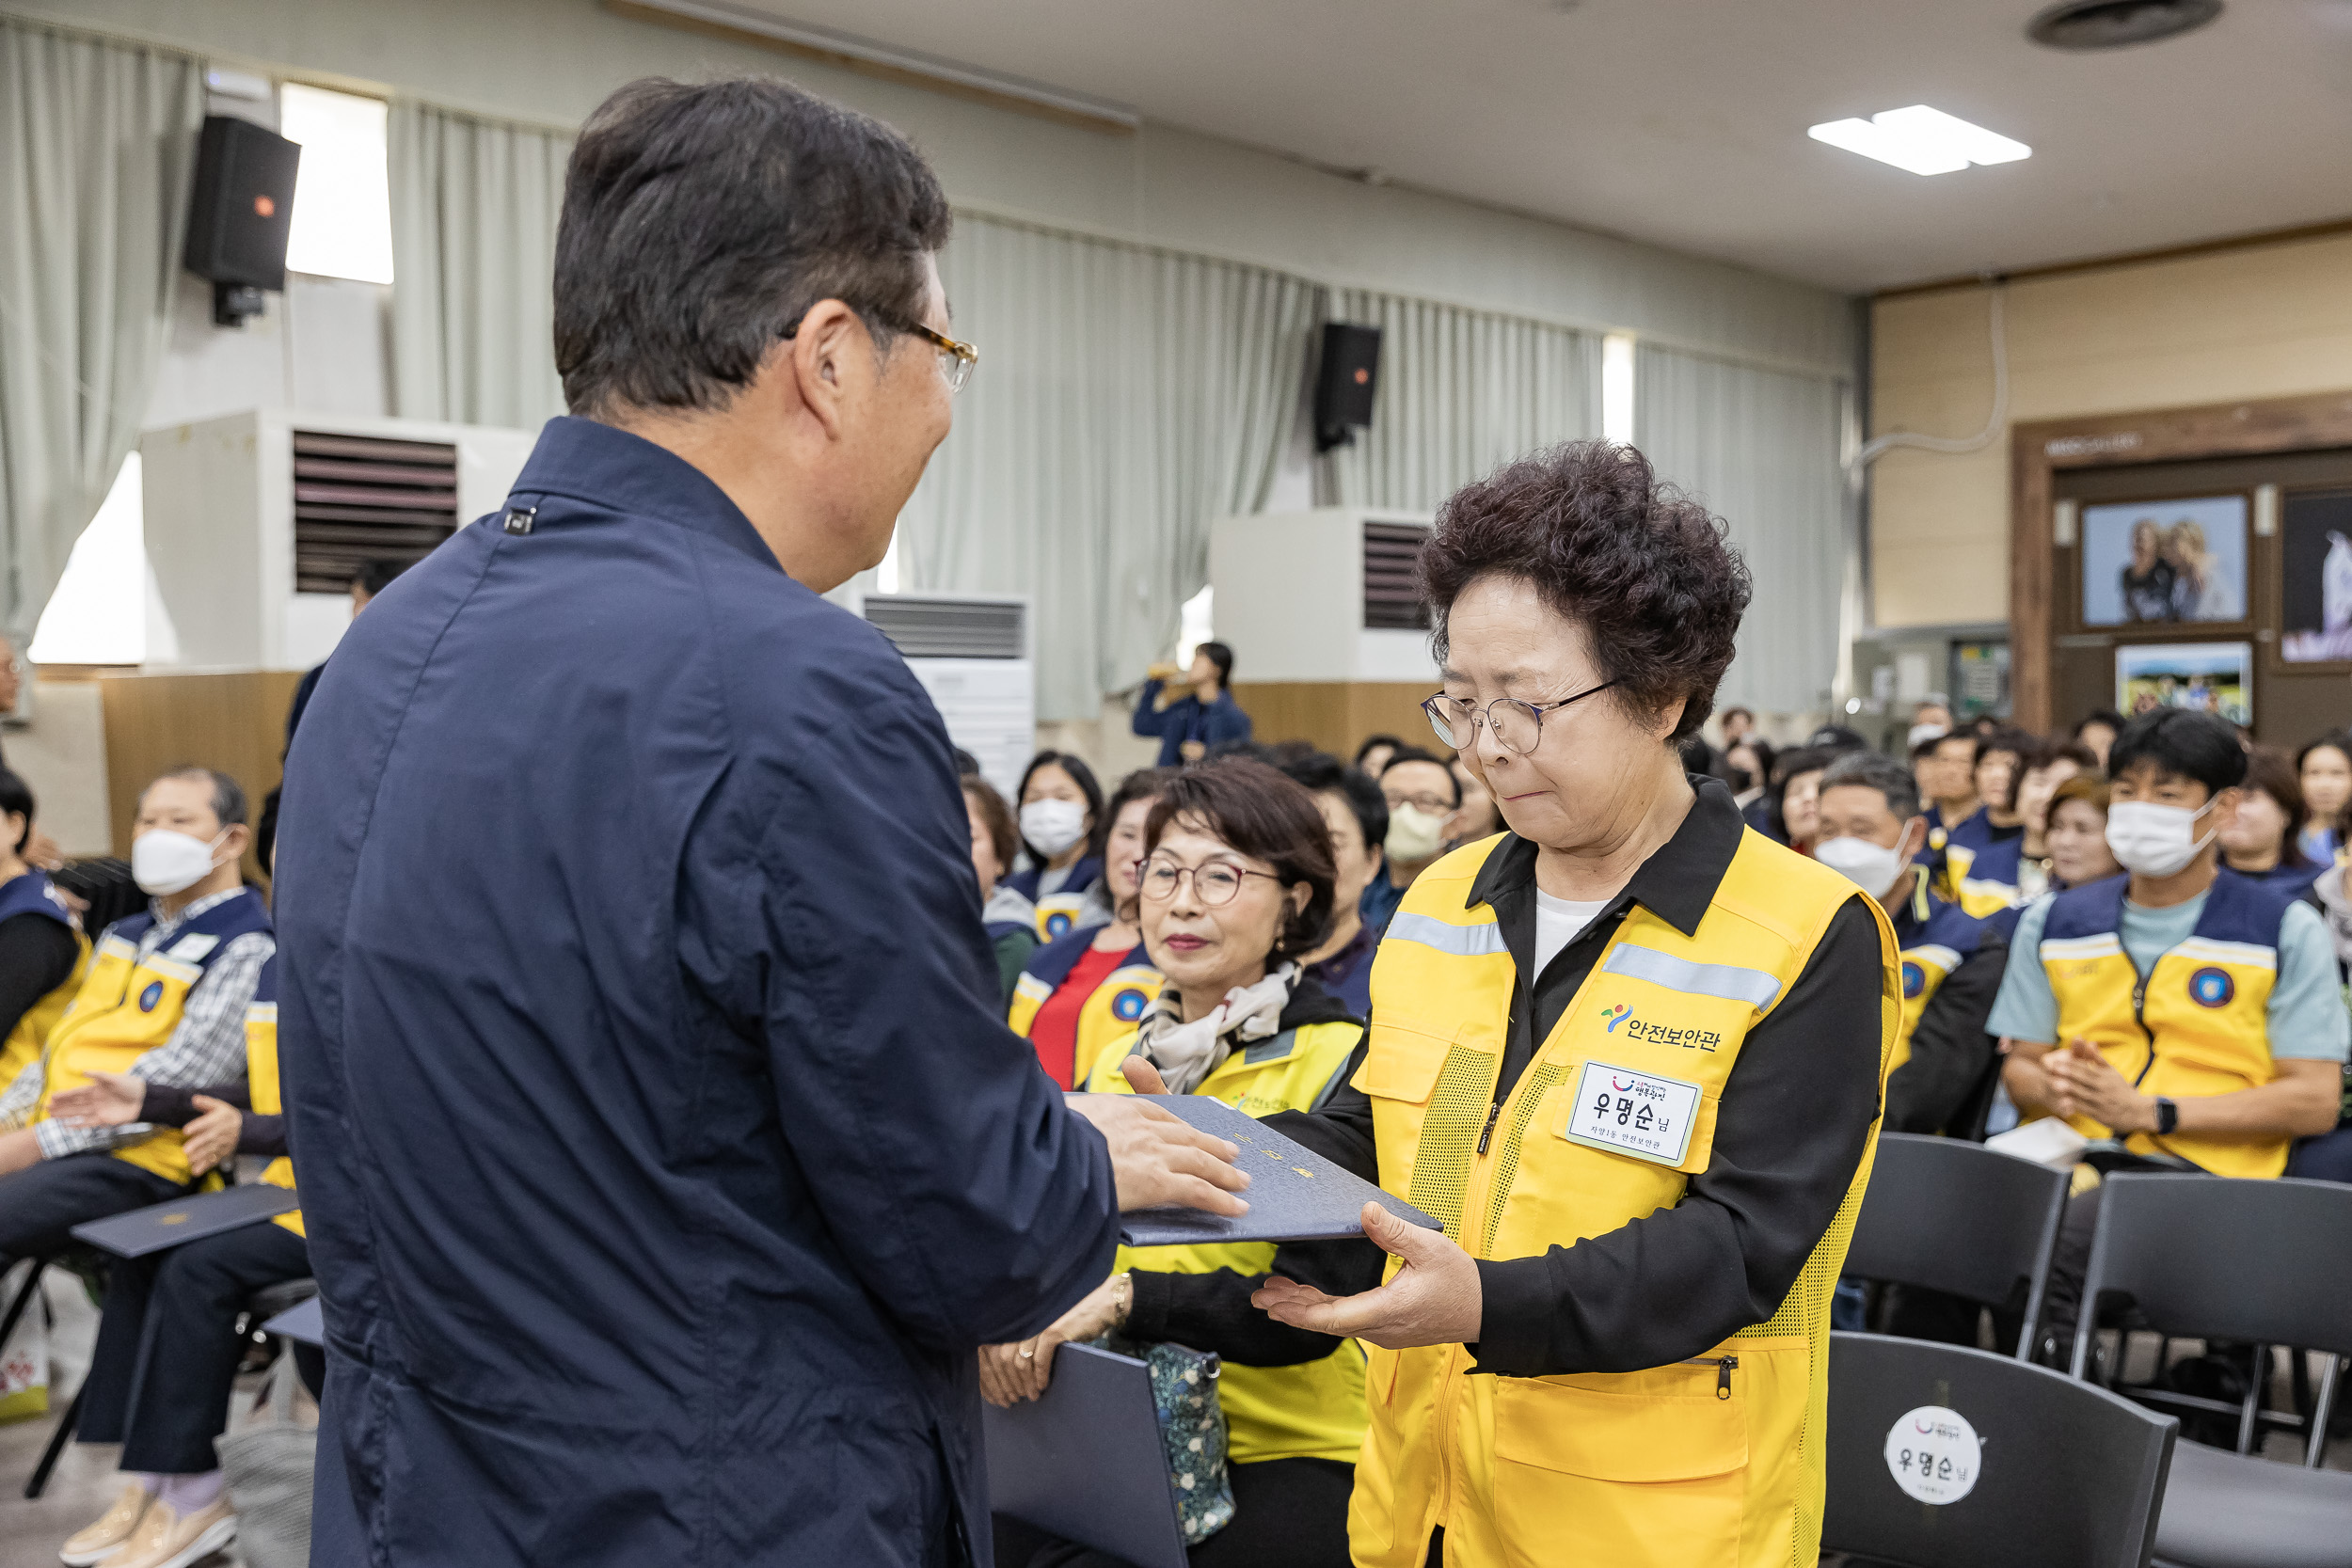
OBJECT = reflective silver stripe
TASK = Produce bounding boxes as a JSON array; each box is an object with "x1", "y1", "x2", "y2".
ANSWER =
[
  {"x1": 1601, "y1": 944, "x2": 1782, "y2": 1009},
  {"x1": 1385, "y1": 911, "x2": 1510, "y2": 958}
]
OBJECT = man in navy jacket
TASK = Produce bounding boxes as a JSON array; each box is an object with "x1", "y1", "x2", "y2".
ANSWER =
[{"x1": 275, "y1": 78, "x2": 1246, "y2": 1568}]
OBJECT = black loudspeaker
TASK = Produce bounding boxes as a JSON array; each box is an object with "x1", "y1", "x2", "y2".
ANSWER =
[
  {"x1": 1313, "y1": 322, "x2": 1382, "y2": 451},
  {"x1": 183, "y1": 115, "x2": 301, "y2": 326}
]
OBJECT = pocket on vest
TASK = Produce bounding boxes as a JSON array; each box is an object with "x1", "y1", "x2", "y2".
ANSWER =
[{"x1": 1488, "y1": 1372, "x2": 1744, "y2": 1568}]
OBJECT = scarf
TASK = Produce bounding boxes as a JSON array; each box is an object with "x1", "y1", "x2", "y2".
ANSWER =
[{"x1": 1133, "y1": 961, "x2": 1300, "y2": 1096}]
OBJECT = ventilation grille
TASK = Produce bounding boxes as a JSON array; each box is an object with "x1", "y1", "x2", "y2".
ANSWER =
[
  {"x1": 863, "y1": 595, "x2": 1026, "y2": 659},
  {"x1": 1363, "y1": 521, "x2": 1432, "y2": 631},
  {"x1": 292, "y1": 432, "x2": 458, "y2": 593}
]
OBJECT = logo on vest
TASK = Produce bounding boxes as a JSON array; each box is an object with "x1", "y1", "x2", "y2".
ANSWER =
[
  {"x1": 137, "y1": 981, "x2": 165, "y2": 1013},
  {"x1": 2187, "y1": 966, "x2": 2235, "y2": 1008},
  {"x1": 1110, "y1": 986, "x2": 1151, "y2": 1023},
  {"x1": 1601, "y1": 1004, "x2": 1630, "y2": 1033},
  {"x1": 1900, "y1": 960, "x2": 1926, "y2": 1000},
  {"x1": 1598, "y1": 1004, "x2": 1721, "y2": 1053},
  {"x1": 1042, "y1": 911, "x2": 1076, "y2": 940}
]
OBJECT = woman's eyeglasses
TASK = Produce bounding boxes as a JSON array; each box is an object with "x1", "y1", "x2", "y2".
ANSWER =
[
  {"x1": 1422, "y1": 681, "x2": 1618, "y2": 755},
  {"x1": 1136, "y1": 859, "x2": 1281, "y2": 907}
]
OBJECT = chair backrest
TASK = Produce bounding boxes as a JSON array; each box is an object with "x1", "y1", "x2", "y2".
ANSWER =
[
  {"x1": 2073, "y1": 1174, "x2": 2352, "y2": 1372},
  {"x1": 1844, "y1": 1132, "x2": 2069, "y2": 1355},
  {"x1": 1824, "y1": 1332, "x2": 2176, "y2": 1568}
]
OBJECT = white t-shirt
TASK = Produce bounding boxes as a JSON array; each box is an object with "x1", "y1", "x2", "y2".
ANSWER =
[{"x1": 1533, "y1": 888, "x2": 1611, "y2": 980}]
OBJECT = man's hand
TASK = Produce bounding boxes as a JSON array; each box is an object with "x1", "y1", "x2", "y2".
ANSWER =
[
  {"x1": 22, "y1": 829, "x2": 65, "y2": 872},
  {"x1": 1252, "y1": 1202, "x2": 1483, "y2": 1350},
  {"x1": 183, "y1": 1096, "x2": 242, "y2": 1176},
  {"x1": 1067, "y1": 1084, "x2": 1248, "y2": 1216},
  {"x1": 2045, "y1": 1037, "x2": 2154, "y2": 1132},
  {"x1": 49, "y1": 1070, "x2": 147, "y2": 1128},
  {"x1": 978, "y1": 1273, "x2": 1129, "y2": 1407}
]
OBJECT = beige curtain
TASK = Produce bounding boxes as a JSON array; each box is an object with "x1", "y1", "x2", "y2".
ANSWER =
[
  {"x1": 0, "y1": 14, "x2": 201, "y2": 641},
  {"x1": 898, "y1": 214, "x2": 1322, "y2": 721},
  {"x1": 388, "y1": 99, "x2": 570, "y2": 431}
]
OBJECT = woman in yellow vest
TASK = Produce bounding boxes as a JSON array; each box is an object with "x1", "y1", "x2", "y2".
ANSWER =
[
  {"x1": 983, "y1": 759, "x2": 1383, "y2": 1568},
  {"x1": 43, "y1": 956, "x2": 308, "y2": 1568},
  {"x1": 0, "y1": 767, "x2": 89, "y2": 1087},
  {"x1": 1253, "y1": 442, "x2": 1900, "y2": 1568}
]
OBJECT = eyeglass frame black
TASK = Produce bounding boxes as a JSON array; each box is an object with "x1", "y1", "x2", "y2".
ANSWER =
[
  {"x1": 1133, "y1": 857, "x2": 1284, "y2": 907},
  {"x1": 1421, "y1": 680, "x2": 1620, "y2": 754},
  {"x1": 779, "y1": 309, "x2": 977, "y2": 392}
]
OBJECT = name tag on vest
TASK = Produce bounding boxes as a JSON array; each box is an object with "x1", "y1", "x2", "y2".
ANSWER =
[
  {"x1": 166, "y1": 933, "x2": 220, "y2": 963},
  {"x1": 1561, "y1": 1059, "x2": 1700, "y2": 1166}
]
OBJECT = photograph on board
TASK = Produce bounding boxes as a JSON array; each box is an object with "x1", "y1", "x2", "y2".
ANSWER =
[
  {"x1": 2280, "y1": 488, "x2": 2352, "y2": 664},
  {"x1": 2116, "y1": 641, "x2": 2253, "y2": 726},
  {"x1": 2080, "y1": 495, "x2": 2248, "y2": 626}
]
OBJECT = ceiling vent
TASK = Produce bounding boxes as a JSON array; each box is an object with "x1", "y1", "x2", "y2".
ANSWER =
[
  {"x1": 291, "y1": 431, "x2": 459, "y2": 593},
  {"x1": 2026, "y1": 0, "x2": 2222, "y2": 50}
]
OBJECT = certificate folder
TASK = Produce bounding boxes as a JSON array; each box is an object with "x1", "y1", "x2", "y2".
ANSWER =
[
  {"x1": 983, "y1": 1342, "x2": 1188, "y2": 1568},
  {"x1": 262, "y1": 1295, "x2": 325, "y2": 1348},
  {"x1": 72, "y1": 1184, "x2": 301, "y2": 1259},
  {"x1": 1116, "y1": 1093, "x2": 1442, "y2": 1248}
]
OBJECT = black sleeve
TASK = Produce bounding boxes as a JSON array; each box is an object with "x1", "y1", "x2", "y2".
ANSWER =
[
  {"x1": 138, "y1": 1080, "x2": 252, "y2": 1128},
  {"x1": 1883, "y1": 941, "x2": 2007, "y2": 1136},
  {"x1": 236, "y1": 1111, "x2": 288, "y2": 1157},
  {"x1": 1124, "y1": 1228, "x2": 1389, "y2": 1367},
  {"x1": 0, "y1": 912, "x2": 79, "y2": 1043},
  {"x1": 1264, "y1": 1039, "x2": 1378, "y2": 1181},
  {"x1": 1470, "y1": 896, "x2": 1888, "y2": 1377}
]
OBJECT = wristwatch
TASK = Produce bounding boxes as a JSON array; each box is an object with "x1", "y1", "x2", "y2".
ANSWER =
[{"x1": 2153, "y1": 1097, "x2": 2179, "y2": 1136}]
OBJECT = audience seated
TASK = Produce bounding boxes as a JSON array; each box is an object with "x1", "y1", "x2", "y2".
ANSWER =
[
  {"x1": 1724, "y1": 736, "x2": 1772, "y2": 814},
  {"x1": 1719, "y1": 704, "x2": 1756, "y2": 747},
  {"x1": 1915, "y1": 730, "x2": 1982, "y2": 852},
  {"x1": 1008, "y1": 750, "x2": 1107, "y2": 940},
  {"x1": 1350, "y1": 734, "x2": 1402, "y2": 779},
  {"x1": 0, "y1": 768, "x2": 272, "y2": 1257},
  {"x1": 2070, "y1": 706, "x2": 2124, "y2": 771},
  {"x1": 2218, "y1": 745, "x2": 2328, "y2": 894},
  {"x1": 1009, "y1": 768, "x2": 1176, "y2": 1088},
  {"x1": 1132, "y1": 641, "x2": 1251, "y2": 767},
  {"x1": 2042, "y1": 775, "x2": 2122, "y2": 892},
  {"x1": 1763, "y1": 743, "x2": 1832, "y2": 851},
  {"x1": 1360, "y1": 747, "x2": 1458, "y2": 933},
  {"x1": 0, "y1": 768, "x2": 89, "y2": 1087},
  {"x1": 964, "y1": 776, "x2": 1041, "y2": 1004},
  {"x1": 1938, "y1": 725, "x2": 2036, "y2": 915},
  {"x1": 985, "y1": 759, "x2": 1377, "y2": 1568},
  {"x1": 2295, "y1": 732, "x2": 2351, "y2": 866},
  {"x1": 1444, "y1": 755, "x2": 1501, "y2": 846},
  {"x1": 1271, "y1": 752, "x2": 1387, "y2": 1017},
  {"x1": 2010, "y1": 740, "x2": 2095, "y2": 902},
  {"x1": 46, "y1": 955, "x2": 306, "y2": 1568},
  {"x1": 1988, "y1": 708, "x2": 2346, "y2": 1363}
]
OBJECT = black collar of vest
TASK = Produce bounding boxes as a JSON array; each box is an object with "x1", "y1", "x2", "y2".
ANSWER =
[{"x1": 1462, "y1": 773, "x2": 1745, "y2": 940}]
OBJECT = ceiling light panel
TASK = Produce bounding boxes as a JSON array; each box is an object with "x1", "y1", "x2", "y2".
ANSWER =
[{"x1": 1808, "y1": 105, "x2": 2031, "y2": 176}]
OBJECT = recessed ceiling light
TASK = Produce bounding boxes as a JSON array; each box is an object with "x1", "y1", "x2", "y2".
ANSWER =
[{"x1": 1808, "y1": 105, "x2": 2032, "y2": 177}]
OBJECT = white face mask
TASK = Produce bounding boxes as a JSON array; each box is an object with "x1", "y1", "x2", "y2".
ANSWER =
[
  {"x1": 1385, "y1": 802, "x2": 1449, "y2": 863},
  {"x1": 132, "y1": 828, "x2": 228, "y2": 895},
  {"x1": 2105, "y1": 798, "x2": 2218, "y2": 879},
  {"x1": 1019, "y1": 799, "x2": 1089, "y2": 858},
  {"x1": 1813, "y1": 835, "x2": 1912, "y2": 903},
  {"x1": 1906, "y1": 722, "x2": 1949, "y2": 750}
]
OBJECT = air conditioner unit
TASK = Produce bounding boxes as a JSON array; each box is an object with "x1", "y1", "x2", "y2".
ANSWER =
[
  {"x1": 857, "y1": 592, "x2": 1034, "y2": 802},
  {"x1": 138, "y1": 409, "x2": 536, "y2": 670}
]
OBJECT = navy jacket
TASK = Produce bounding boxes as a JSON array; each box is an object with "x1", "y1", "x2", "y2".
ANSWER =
[
  {"x1": 1130, "y1": 679, "x2": 1251, "y2": 766},
  {"x1": 275, "y1": 418, "x2": 1120, "y2": 1568}
]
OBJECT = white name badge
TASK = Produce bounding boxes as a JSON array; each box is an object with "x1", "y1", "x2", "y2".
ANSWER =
[{"x1": 1561, "y1": 1059, "x2": 1701, "y2": 1166}]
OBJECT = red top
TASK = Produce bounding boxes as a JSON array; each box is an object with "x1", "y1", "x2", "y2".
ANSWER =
[{"x1": 1028, "y1": 942, "x2": 1129, "y2": 1089}]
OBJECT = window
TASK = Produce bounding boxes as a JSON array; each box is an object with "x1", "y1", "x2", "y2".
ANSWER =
[
  {"x1": 278, "y1": 83, "x2": 393, "y2": 285},
  {"x1": 30, "y1": 454, "x2": 179, "y2": 666},
  {"x1": 1601, "y1": 333, "x2": 1636, "y2": 446}
]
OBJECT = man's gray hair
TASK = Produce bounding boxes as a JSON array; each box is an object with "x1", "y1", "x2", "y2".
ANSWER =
[{"x1": 1820, "y1": 750, "x2": 1920, "y2": 821}]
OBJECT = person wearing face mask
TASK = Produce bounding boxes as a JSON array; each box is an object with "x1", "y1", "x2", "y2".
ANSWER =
[
  {"x1": 1250, "y1": 442, "x2": 1898, "y2": 1568},
  {"x1": 1934, "y1": 725, "x2": 2035, "y2": 915},
  {"x1": 0, "y1": 768, "x2": 273, "y2": 1273},
  {"x1": 1274, "y1": 752, "x2": 1389, "y2": 1018},
  {"x1": 1988, "y1": 708, "x2": 2346, "y2": 1363},
  {"x1": 1006, "y1": 751, "x2": 1106, "y2": 940},
  {"x1": 986, "y1": 761, "x2": 1380, "y2": 1568},
  {"x1": 1361, "y1": 748, "x2": 1459, "y2": 937}
]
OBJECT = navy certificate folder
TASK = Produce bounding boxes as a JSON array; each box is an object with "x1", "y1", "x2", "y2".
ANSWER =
[
  {"x1": 1115, "y1": 1093, "x2": 1442, "y2": 1248},
  {"x1": 262, "y1": 1295, "x2": 325, "y2": 1347},
  {"x1": 72, "y1": 1184, "x2": 301, "y2": 1259},
  {"x1": 983, "y1": 1342, "x2": 1188, "y2": 1568}
]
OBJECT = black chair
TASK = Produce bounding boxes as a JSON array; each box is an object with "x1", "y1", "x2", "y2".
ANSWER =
[
  {"x1": 1844, "y1": 1132, "x2": 2069, "y2": 1358},
  {"x1": 3, "y1": 1247, "x2": 107, "y2": 1498},
  {"x1": 1825, "y1": 1331, "x2": 2176, "y2": 1568},
  {"x1": 2071, "y1": 1174, "x2": 2352, "y2": 1568}
]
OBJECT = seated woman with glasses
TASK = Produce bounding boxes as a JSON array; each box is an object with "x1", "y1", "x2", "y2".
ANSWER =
[
  {"x1": 1009, "y1": 768, "x2": 1176, "y2": 1088},
  {"x1": 982, "y1": 758, "x2": 1380, "y2": 1568}
]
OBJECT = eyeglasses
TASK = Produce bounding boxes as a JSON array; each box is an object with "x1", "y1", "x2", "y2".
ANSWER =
[
  {"x1": 781, "y1": 312, "x2": 978, "y2": 395},
  {"x1": 1136, "y1": 858, "x2": 1281, "y2": 907},
  {"x1": 1384, "y1": 790, "x2": 1456, "y2": 816},
  {"x1": 1422, "y1": 681, "x2": 1619, "y2": 755}
]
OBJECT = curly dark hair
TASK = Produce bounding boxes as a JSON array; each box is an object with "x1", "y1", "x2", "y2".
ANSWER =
[
  {"x1": 1420, "y1": 441, "x2": 1753, "y2": 743},
  {"x1": 1138, "y1": 758, "x2": 1336, "y2": 959}
]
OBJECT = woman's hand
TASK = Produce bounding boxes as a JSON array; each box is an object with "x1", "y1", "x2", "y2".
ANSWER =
[
  {"x1": 978, "y1": 1273, "x2": 1131, "y2": 1407},
  {"x1": 1253, "y1": 1202, "x2": 1483, "y2": 1350},
  {"x1": 183, "y1": 1096, "x2": 243, "y2": 1176},
  {"x1": 48, "y1": 1070, "x2": 148, "y2": 1128}
]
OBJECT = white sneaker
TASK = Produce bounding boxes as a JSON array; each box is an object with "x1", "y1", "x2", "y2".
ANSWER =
[
  {"x1": 59, "y1": 1481, "x2": 151, "y2": 1566},
  {"x1": 91, "y1": 1496, "x2": 235, "y2": 1568}
]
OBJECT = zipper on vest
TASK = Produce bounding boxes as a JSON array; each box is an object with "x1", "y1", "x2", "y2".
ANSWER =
[
  {"x1": 2129, "y1": 979, "x2": 2159, "y2": 1086},
  {"x1": 1475, "y1": 1101, "x2": 1502, "y2": 1155},
  {"x1": 1681, "y1": 1355, "x2": 1739, "y2": 1399}
]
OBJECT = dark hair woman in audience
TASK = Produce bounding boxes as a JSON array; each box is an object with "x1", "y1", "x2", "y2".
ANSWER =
[
  {"x1": 2043, "y1": 774, "x2": 2123, "y2": 891},
  {"x1": 1766, "y1": 743, "x2": 1832, "y2": 852},
  {"x1": 1007, "y1": 751, "x2": 1106, "y2": 938},
  {"x1": 985, "y1": 759, "x2": 1376, "y2": 1568},
  {"x1": 1009, "y1": 768, "x2": 1176, "y2": 1087},
  {"x1": 963, "y1": 776, "x2": 1041, "y2": 1004},
  {"x1": 1352, "y1": 734, "x2": 1404, "y2": 780},
  {"x1": 0, "y1": 768, "x2": 87, "y2": 1090},
  {"x1": 2296, "y1": 733, "x2": 2352, "y2": 866},
  {"x1": 1724, "y1": 735, "x2": 1773, "y2": 813},
  {"x1": 2219, "y1": 746, "x2": 2326, "y2": 894},
  {"x1": 2012, "y1": 739, "x2": 2096, "y2": 900},
  {"x1": 1273, "y1": 752, "x2": 1389, "y2": 1017}
]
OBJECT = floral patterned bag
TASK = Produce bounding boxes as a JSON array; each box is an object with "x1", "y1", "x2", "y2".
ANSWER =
[{"x1": 1095, "y1": 1335, "x2": 1234, "y2": 1546}]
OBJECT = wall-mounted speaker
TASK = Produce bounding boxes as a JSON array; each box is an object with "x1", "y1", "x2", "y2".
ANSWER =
[
  {"x1": 183, "y1": 115, "x2": 301, "y2": 327},
  {"x1": 1314, "y1": 322, "x2": 1382, "y2": 452}
]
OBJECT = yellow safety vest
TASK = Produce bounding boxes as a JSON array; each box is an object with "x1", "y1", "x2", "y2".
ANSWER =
[
  {"x1": 1032, "y1": 893, "x2": 1092, "y2": 943},
  {"x1": 1009, "y1": 952, "x2": 1166, "y2": 1080},
  {"x1": 35, "y1": 931, "x2": 229, "y2": 1185},
  {"x1": 244, "y1": 983, "x2": 303, "y2": 1237},
  {"x1": 1085, "y1": 1018, "x2": 1369, "y2": 1465},
  {"x1": 0, "y1": 929, "x2": 88, "y2": 1090},
  {"x1": 2037, "y1": 872, "x2": 2292, "y2": 1179},
  {"x1": 1350, "y1": 830, "x2": 1897, "y2": 1568}
]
